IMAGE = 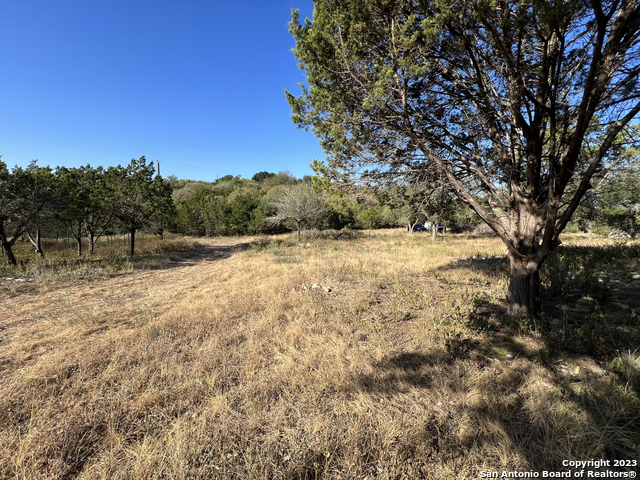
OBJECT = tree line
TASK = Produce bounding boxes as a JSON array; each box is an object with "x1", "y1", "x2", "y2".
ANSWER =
[
  {"x1": 3, "y1": 151, "x2": 637, "y2": 267},
  {"x1": 0, "y1": 156, "x2": 173, "y2": 265},
  {"x1": 171, "y1": 158, "x2": 638, "y2": 242},
  {"x1": 168, "y1": 169, "x2": 482, "y2": 240}
]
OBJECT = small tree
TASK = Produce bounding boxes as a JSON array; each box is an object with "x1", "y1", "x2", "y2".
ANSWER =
[
  {"x1": 358, "y1": 204, "x2": 383, "y2": 236},
  {"x1": 149, "y1": 175, "x2": 176, "y2": 240},
  {"x1": 55, "y1": 166, "x2": 89, "y2": 256},
  {"x1": 108, "y1": 157, "x2": 171, "y2": 256},
  {"x1": 0, "y1": 160, "x2": 53, "y2": 265},
  {"x1": 268, "y1": 183, "x2": 327, "y2": 241},
  {"x1": 24, "y1": 163, "x2": 56, "y2": 258}
]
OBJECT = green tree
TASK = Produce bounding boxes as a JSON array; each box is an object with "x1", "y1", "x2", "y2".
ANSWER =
[
  {"x1": 108, "y1": 157, "x2": 171, "y2": 256},
  {"x1": 174, "y1": 185, "x2": 223, "y2": 236},
  {"x1": 55, "y1": 165, "x2": 116, "y2": 255},
  {"x1": 602, "y1": 159, "x2": 640, "y2": 238},
  {"x1": 148, "y1": 175, "x2": 176, "y2": 240},
  {"x1": 55, "y1": 166, "x2": 89, "y2": 256},
  {"x1": 24, "y1": 163, "x2": 56, "y2": 258},
  {"x1": 200, "y1": 195, "x2": 231, "y2": 236},
  {"x1": 251, "y1": 171, "x2": 276, "y2": 182},
  {"x1": 358, "y1": 205, "x2": 383, "y2": 236},
  {"x1": 288, "y1": 0, "x2": 640, "y2": 317},
  {"x1": 0, "y1": 160, "x2": 53, "y2": 265}
]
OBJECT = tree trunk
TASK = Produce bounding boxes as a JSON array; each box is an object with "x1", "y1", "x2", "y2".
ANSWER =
[
  {"x1": 431, "y1": 217, "x2": 438, "y2": 240},
  {"x1": 507, "y1": 255, "x2": 542, "y2": 318},
  {"x1": 74, "y1": 221, "x2": 82, "y2": 256},
  {"x1": 587, "y1": 220, "x2": 593, "y2": 241},
  {"x1": 2, "y1": 241, "x2": 17, "y2": 266},
  {"x1": 129, "y1": 227, "x2": 136, "y2": 256},
  {"x1": 88, "y1": 231, "x2": 95, "y2": 254},
  {"x1": 296, "y1": 221, "x2": 301, "y2": 242},
  {"x1": 27, "y1": 229, "x2": 44, "y2": 259}
]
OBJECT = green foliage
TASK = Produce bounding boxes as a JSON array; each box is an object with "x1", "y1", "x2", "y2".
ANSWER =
[
  {"x1": 287, "y1": 0, "x2": 640, "y2": 318},
  {"x1": 0, "y1": 160, "x2": 56, "y2": 264},
  {"x1": 251, "y1": 171, "x2": 276, "y2": 182},
  {"x1": 601, "y1": 163, "x2": 640, "y2": 239},
  {"x1": 228, "y1": 188, "x2": 264, "y2": 234},
  {"x1": 358, "y1": 205, "x2": 384, "y2": 230},
  {"x1": 105, "y1": 157, "x2": 174, "y2": 255},
  {"x1": 324, "y1": 197, "x2": 357, "y2": 229},
  {"x1": 541, "y1": 244, "x2": 640, "y2": 297}
]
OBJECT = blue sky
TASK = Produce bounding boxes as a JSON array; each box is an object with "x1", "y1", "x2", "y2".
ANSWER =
[{"x1": 0, "y1": 1, "x2": 323, "y2": 182}]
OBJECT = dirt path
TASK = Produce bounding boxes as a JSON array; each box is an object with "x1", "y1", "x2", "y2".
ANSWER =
[{"x1": 0, "y1": 237, "x2": 252, "y2": 350}]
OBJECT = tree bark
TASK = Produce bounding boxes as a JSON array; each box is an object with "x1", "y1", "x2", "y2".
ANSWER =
[
  {"x1": 506, "y1": 255, "x2": 542, "y2": 318},
  {"x1": 2, "y1": 242, "x2": 17, "y2": 266},
  {"x1": 5, "y1": 246, "x2": 16, "y2": 266},
  {"x1": 1, "y1": 224, "x2": 19, "y2": 266},
  {"x1": 26, "y1": 229, "x2": 44, "y2": 259},
  {"x1": 72, "y1": 221, "x2": 82, "y2": 256},
  {"x1": 431, "y1": 217, "x2": 438, "y2": 240},
  {"x1": 129, "y1": 227, "x2": 136, "y2": 256},
  {"x1": 88, "y1": 231, "x2": 95, "y2": 254}
]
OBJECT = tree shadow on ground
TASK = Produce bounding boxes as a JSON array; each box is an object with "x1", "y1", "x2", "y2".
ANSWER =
[
  {"x1": 350, "y1": 341, "x2": 640, "y2": 473},
  {"x1": 436, "y1": 250, "x2": 640, "y2": 356},
  {"x1": 346, "y1": 246, "x2": 640, "y2": 473}
]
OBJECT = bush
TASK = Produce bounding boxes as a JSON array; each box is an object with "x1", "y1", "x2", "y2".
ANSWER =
[
  {"x1": 299, "y1": 228, "x2": 361, "y2": 240},
  {"x1": 471, "y1": 223, "x2": 496, "y2": 236}
]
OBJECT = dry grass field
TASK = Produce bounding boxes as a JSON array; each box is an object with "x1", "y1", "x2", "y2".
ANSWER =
[{"x1": 1, "y1": 230, "x2": 639, "y2": 479}]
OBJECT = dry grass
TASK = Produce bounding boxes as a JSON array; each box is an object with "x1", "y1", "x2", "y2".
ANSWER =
[{"x1": 1, "y1": 230, "x2": 639, "y2": 479}]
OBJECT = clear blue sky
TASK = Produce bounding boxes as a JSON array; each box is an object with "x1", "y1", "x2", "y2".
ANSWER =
[{"x1": 0, "y1": 1, "x2": 323, "y2": 182}]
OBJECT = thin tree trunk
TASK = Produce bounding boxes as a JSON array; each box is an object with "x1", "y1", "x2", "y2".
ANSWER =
[
  {"x1": 431, "y1": 217, "x2": 438, "y2": 240},
  {"x1": 75, "y1": 221, "x2": 82, "y2": 256},
  {"x1": 296, "y1": 221, "x2": 301, "y2": 242},
  {"x1": 587, "y1": 220, "x2": 593, "y2": 241},
  {"x1": 88, "y1": 231, "x2": 95, "y2": 254},
  {"x1": 129, "y1": 227, "x2": 136, "y2": 256},
  {"x1": 507, "y1": 254, "x2": 542, "y2": 318},
  {"x1": 0, "y1": 223, "x2": 18, "y2": 266},
  {"x1": 2, "y1": 241, "x2": 16, "y2": 266},
  {"x1": 26, "y1": 229, "x2": 44, "y2": 259}
]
